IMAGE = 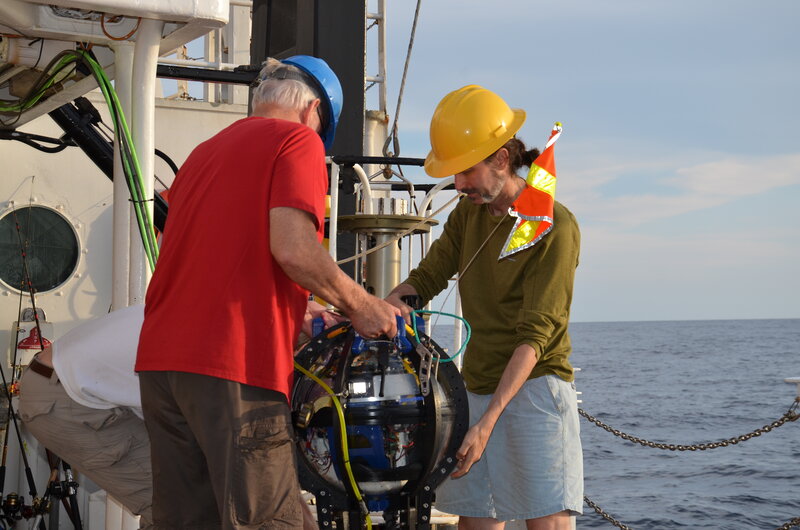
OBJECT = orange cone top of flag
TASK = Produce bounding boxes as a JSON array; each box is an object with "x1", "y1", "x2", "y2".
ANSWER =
[{"x1": 499, "y1": 123, "x2": 562, "y2": 259}]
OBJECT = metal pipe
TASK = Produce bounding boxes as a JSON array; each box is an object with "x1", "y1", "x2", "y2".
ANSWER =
[
  {"x1": 214, "y1": 27, "x2": 223, "y2": 101},
  {"x1": 419, "y1": 177, "x2": 454, "y2": 215},
  {"x1": 785, "y1": 377, "x2": 800, "y2": 398},
  {"x1": 158, "y1": 56, "x2": 239, "y2": 71},
  {"x1": 129, "y1": 18, "x2": 164, "y2": 305},
  {"x1": 377, "y1": 0, "x2": 387, "y2": 113},
  {"x1": 366, "y1": 233, "x2": 401, "y2": 298},
  {"x1": 328, "y1": 160, "x2": 339, "y2": 263},
  {"x1": 420, "y1": 177, "x2": 455, "y2": 257},
  {"x1": 111, "y1": 43, "x2": 134, "y2": 310},
  {"x1": 104, "y1": 493, "x2": 122, "y2": 530},
  {"x1": 352, "y1": 164, "x2": 374, "y2": 215},
  {"x1": 0, "y1": 65, "x2": 25, "y2": 85}
]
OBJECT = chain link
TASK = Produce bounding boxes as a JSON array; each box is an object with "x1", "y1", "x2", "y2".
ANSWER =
[
  {"x1": 776, "y1": 517, "x2": 800, "y2": 530},
  {"x1": 584, "y1": 496, "x2": 632, "y2": 529},
  {"x1": 580, "y1": 398, "x2": 799, "y2": 529},
  {"x1": 585, "y1": 496, "x2": 800, "y2": 530},
  {"x1": 578, "y1": 398, "x2": 799, "y2": 451},
  {"x1": 776, "y1": 517, "x2": 800, "y2": 529}
]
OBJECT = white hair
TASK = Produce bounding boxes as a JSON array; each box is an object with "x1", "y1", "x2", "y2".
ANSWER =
[{"x1": 251, "y1": 58, "x2": 318, "y2": 112}]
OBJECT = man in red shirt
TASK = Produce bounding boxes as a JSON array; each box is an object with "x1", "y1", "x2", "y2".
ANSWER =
[{"x1": 136, "y1": 55, "x2": 399, "y2": 529}]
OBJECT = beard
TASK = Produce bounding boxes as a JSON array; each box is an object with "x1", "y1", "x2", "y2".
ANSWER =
[
  {"x1": 459, "y1": 167, "x2": 507, "y2": 204},
  {"x1": 479, "y1": 170, "x2": 506, "y2": 203}
]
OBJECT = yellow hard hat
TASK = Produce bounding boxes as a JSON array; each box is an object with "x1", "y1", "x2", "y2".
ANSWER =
[{"x1": 424, "y1": 85, "x2": 526, "y2": 178}]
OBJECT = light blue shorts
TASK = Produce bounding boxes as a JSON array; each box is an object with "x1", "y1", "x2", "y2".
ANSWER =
[{"x1": 434, "y1": 375, "x2": 584, "y2": 521}]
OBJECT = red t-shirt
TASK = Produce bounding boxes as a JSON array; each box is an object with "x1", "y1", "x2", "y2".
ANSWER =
[{"x1": 135, "y1": 117, "x2": 327, "y2": 399}]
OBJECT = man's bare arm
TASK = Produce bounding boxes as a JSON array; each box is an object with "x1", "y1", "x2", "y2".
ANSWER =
[{"x1": 270, "y1": 207, "x2": 399, "y2": 338}]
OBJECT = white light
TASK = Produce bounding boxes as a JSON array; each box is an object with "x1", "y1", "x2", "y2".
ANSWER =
[{"x1": 351, "y1": 381, "x2": 368, "y2": 395}]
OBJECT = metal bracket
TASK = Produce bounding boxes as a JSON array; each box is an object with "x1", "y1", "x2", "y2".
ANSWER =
[{"x1": 414, "y1": 341, "x2": 438, "y2": 397}]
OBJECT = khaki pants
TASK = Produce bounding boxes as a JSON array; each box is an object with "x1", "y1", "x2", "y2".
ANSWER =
[
  {"x1": 139, "y1": 371, "x2": 302, "y2": 530},
  {"x1": 18, "y1": 368, "x2": 153, "y2": 528}
]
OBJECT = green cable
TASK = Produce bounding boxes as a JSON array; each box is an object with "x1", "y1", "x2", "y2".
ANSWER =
[
  {"x1": 85, "y1": 52, "x2": 159, "y2": 265},
  {"x1": 52, "y1": 50, "x2": 158, "y2": 270},
  {"x1": 293, "y1": 361, "x2": 373, "y2": 529},
  {"x1": 410, "y1": 310, "x2": 471, "y2": 362},
  {"x1": 5, "y1": 49, "x2": 158, "y2": 271},
  {"x1": 97, "y1": 65, "x2": 159, "y2": 271},
  {"x1": 0, "y1": 55, "x2": 79, "y2": 112},
  {"x1": 2, "y1": 49, "x2": 158, "y2": 270},
  {"x1": 74, "y1": 50, "x2": 159, "y2": 270}
]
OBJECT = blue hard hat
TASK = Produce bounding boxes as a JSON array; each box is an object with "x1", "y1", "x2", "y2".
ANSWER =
[{"x1": 281, "y1": 55, "x2": 343, "y2": 149}]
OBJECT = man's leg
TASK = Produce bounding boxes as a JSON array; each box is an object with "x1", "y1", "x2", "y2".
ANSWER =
[
  {"x1": 458, "y1": 516, "x2": 505, "y2": 529},
  {"x1": 139, "y1": 371, "x2": 221, "y2": 530},
  {"x1": 457, "y1": 511, "x2": 573, "y2": 530},
  {"x1": 168, "y1": 372, "x2": 303, "y2": 530},
  {"x1": 488, "y1": 377, "x2": 583, "y2": 523},
  {"x1": 525, "y1": 511, "x2": 573, "y2": 530},
  {"x1": 20, "y1": 368, "x2": 153, "y2": 525}
]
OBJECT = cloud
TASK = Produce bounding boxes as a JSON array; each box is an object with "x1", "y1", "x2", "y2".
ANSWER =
[
  {"x1": 571, "y1": 224, "x2": 800, "y2": 321},
  {"x1": 581, "y1": 225, "x2": 799, "y2": 267},
  {"x1": 561, "y1": 153, "x2": 800, "y2": 228},
  {"x1": 671, "y1": 155, "x2": 800, "y2": 195}
]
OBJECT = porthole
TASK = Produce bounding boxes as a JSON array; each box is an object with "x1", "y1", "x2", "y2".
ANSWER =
[{"x1": 0, "y1": 206, "x2": 80, "y2": 293}]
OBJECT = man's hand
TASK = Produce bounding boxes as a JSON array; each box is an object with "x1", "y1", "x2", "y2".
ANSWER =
[
  {"x1": 384, "y1": 283, "x2": 419, "y2": 324},
  {"x1": 450, "y1": 344, "x2": 538, "y2": 478},
  {"x1": 451, "y1": 420, "x2": 493, "y2": 478},
  {"x1": 301, "y1": 300, "x2": 345, "y2": 338},
  {"x1": 347, "y1": 294, "x2": 401, "y2": 339}
]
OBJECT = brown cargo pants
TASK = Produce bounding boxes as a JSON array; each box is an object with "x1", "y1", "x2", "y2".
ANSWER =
[{"x1": 139, "y1": 371, "x2": 303, "y2": 530}]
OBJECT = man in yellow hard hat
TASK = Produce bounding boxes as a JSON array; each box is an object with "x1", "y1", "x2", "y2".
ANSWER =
[{"x1": 386, "y1": 85, "x2": 583, "y2": 529}]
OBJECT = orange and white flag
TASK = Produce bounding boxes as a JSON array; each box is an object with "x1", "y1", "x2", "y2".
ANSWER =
[{"x1": 499, "y1": 122, "x2": 562, "y2": 259}]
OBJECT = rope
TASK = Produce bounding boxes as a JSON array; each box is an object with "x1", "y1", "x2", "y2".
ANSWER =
[
  {"x1": 579, "y1": 397, "x2": 798, "y2": 451},
  {"x1": 382, "y1": 0, "x2": 423, "y2": 158}
]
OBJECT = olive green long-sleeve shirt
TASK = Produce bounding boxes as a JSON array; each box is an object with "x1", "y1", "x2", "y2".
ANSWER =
[{"x1": 405, "y1": 198, "x2": 580, "y2": 394}]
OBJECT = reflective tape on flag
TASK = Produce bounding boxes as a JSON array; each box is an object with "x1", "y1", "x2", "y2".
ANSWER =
[{"x1": 499, "y1": 122, "x2": 561, "y2": 260}]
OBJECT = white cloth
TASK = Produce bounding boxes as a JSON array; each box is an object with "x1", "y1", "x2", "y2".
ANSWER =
[{"x1": 51, "y1": 305, "x2": 144, "y2": 418}]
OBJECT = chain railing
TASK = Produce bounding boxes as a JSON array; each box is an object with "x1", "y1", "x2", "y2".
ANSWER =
[
  {"x1": 584, "y1": 496, "x2": 631, "y2": 530},
  {"x1": 584, "y1": 496, "x2": 800, "y2": 530},
  {"x1": 776, "y1": 516, "x2": 800, "y2": 530},
  {"x1": 581, "y1": 398, "x2": 799, "y2": 529},
  {"x1": 578, "y1": 397, "x2": 799, "y2": 451}
]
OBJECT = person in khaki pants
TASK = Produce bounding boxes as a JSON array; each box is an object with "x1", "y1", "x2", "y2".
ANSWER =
[{"x1": 18, "y1": 304, "x2": 153, "y2": 528}]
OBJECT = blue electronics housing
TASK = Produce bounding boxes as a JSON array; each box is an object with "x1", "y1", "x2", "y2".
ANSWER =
[{"x1": 292, "y1": 318, "x2": 468, "y2": 529}]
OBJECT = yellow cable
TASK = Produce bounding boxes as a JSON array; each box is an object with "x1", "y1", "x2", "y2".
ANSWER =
[
  {"x1": 401, "y1": 358, "x2": 420, "y2": 386},
  {"x1": 294, "y1": 362, "x2": 373, "y2": 529}
]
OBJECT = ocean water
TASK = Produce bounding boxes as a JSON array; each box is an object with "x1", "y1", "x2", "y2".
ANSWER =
[{"x1": 431, "y1": 319, "x2": 800, "y2": 529}]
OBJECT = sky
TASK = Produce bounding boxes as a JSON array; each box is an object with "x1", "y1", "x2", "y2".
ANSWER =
[{"x1": 374, "y1": 0, "x2": 800, "y2": 322}]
